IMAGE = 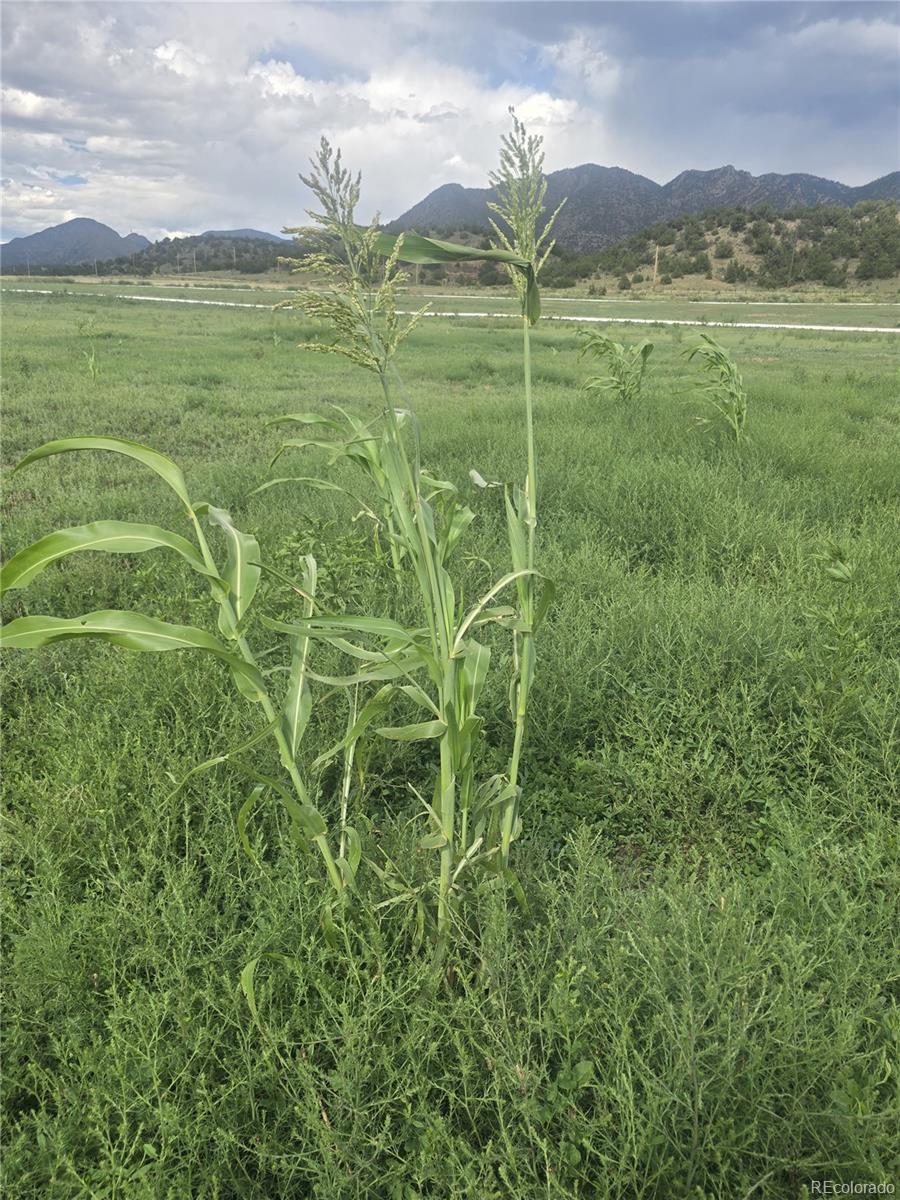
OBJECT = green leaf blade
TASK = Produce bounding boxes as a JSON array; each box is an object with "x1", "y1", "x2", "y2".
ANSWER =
[
  {"x1": 0, "y1": 521, "x2": 212, "y2": 594},
  {"x1": 0, "y1": 610, "x2": 265, "y2": 698},
  {"x1": 15, "y1": 437, "x2": 191, "y2": 508},
  {"x1": 207, "y1": 507, "x2": 261, "y2": 633}
]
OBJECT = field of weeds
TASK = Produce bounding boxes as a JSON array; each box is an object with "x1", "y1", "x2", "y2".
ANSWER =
[{"x1": 2, "y1": 286, "x2": 898, "y2": 1197}]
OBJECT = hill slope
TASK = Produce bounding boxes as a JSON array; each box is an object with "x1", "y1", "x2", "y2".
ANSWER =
[
  {"x1": 199, "y1": 229, "x2": 290, "y2": 243},
  {"x1": 390, "y1": 165, "x2": 900, "y2": 252},
  {"x1": 98, "y1": 232, "x2": 294, "y2": 276},
  {"x1": 0, "y1": 218, "x2": 149, "y2": 268},
  {"x1": 536, "y1": 200, "x2": 900, "y2": 291}
]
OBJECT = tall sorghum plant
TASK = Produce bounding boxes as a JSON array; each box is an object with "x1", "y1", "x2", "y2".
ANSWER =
[
  {"x1": 684, "y1": 333, "x2": 749, "y2": 444},
  {"x1": 1, "y1": 118, "x2": 564, "y2": 956},
  {"x1": 486, "y1": 112, "x2": 565, "y2": 865},
  {"x1": 0, "y1": 445, "x2": 347, "y2": 895},
  {"x1": 269, "y1": 135, "x2": 556, "y2": 946}
]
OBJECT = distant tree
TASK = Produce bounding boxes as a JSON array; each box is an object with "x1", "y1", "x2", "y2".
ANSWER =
[
  {"x1": 856, "y1": 248, "x2": 895, "y2": 280},
  {"x1": 714, "y1": 238, "x2": 734, "y2": 259},
  {"x1": 478, "y1": 261, "x2": 504, "y2": 286},
  {"x1": 618, "y1": 275, "x2": 632, "y2": 291},
  {"x1": 724, "y1": 260, "x2": 752, "y2": 283}
]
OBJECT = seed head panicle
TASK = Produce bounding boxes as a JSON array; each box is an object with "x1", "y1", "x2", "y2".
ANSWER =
[
  {"x1": 487, "y1": 109, "x2": 566, "y2": 302},
  {"x1": 279, "y1": 138, "x2": 425, "y2": 374}
]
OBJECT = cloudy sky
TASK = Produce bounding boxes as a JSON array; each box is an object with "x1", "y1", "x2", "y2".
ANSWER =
[{"x1": 2, "y1": 1, "x2": 898, "y2": 242}]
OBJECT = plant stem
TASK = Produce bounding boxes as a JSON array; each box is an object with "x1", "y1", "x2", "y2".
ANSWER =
[
  {"x1": 437, "y1": 732, "x2": 456, "y2": 947},
  {"x1": 501, "y1": 314, "x2": 536, "y2": 867},
  {"x1": 190, "y1": 510, "x2": 344, "y2": 894},
  {"x1": 339, "y1": 686, "x2": 358, "y2": 859},
  {"x1": 523, "y1": 314, "x2": 536, "y2": 564}
]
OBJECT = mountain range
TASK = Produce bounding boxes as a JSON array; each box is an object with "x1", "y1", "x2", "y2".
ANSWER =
[
  {"x1": 198, "y1": 229, "x2": 290, "y2": 244},
  {"x1": 0, "y1": 219, "x2": 288, "y2": 269},
  {"x1": 389, "y1": 164, "x2": 900, "y2": 252},
  {"x1": 3, "y1": 163, "x2": 898, "y2": 268},
  {"x1": 0, "y1": 218, "x2": 151, "y2": 269}
]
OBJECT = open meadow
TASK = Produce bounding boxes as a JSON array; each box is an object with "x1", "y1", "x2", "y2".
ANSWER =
[{"x1": 2, "y1": 287, "x2": 899, "y2": 1197}]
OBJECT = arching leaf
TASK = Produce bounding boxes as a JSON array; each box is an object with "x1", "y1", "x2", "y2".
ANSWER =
[
  {"x1": 0, "y1": 610, "x2": 265, "y2": 698},
  {"x1": 15, "y1": 437, "x2": 191, "y2": 509},
  {"x1": 1, "y1": 522, "x2": 214, "y2": 594}
]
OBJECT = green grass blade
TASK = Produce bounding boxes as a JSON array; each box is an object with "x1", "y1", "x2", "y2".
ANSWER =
[
  {"x1": 265, "y1": 413, "x2": 342, "y2": 430},
  {"x1": 249, "y1": 477, "x2": 378, "y2": 522},
  {"x1": 376, "y1": 720, "x2": 447, "y2": 742}
]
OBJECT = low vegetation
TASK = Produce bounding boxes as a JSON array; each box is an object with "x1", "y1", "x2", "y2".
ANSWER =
[
  {"x1": 683, "y1": 332, "x2": 750, "y2": 444},
  {"x1": 578, "y1": 330, "x2": 654, "y2": 404},
  {"x1": 2, "y1": 132, "x2": 898, "y2": 1195}
]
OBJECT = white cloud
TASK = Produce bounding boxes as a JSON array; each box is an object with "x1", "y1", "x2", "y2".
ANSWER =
[
  {"x1": 790, "y1": 17, "x2": 900, "y2": 59},
  {"x1": 2, "y1": 86, "x2": 75, "y2": 122},
  {"x1": 0, "y1": 2, "x2": 895, "y2": 241},
  {"x1": 542, "y1": 33, "x2": 623, "y2": 101},
  {"x1": 152, "y1": 40, "x2": 210, "y2": 80}
]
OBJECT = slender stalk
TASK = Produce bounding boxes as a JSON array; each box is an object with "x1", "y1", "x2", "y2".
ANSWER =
[
  {"x1": 437, "y1": 733, "x2": 456, "y2": 945},
  {"x1": 500, "y1": 315, "x2": 535, "y2": 866},
  {"x1": 523, "y1": 314, "x2": 537, "y2": 559},
  {"x1": 190, "y1": 510, "x2": 344, "y2": 894},
  {"x1": 339, "y1": 685, "x2": 358, "y2": 859}
]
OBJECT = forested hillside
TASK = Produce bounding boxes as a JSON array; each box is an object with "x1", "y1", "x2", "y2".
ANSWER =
[
  {"x1": 577, "y1": 200, "x2": 900, "y2": 289},
  {"x1": 2, "y1": 232, "x2": 295, "y2": 277},
  {"x1": 390, "y1": 163, "x2": 900, "y2": 252}
]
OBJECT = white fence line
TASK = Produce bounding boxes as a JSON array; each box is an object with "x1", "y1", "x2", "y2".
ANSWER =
[{"x1": 4, "y1": 287, "x2": 898, "y2": 334}]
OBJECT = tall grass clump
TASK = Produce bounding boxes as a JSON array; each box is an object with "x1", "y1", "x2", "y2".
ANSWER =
[
  {"x1": 0, "y1": 119, "x2": 564, "y2": 959},
  {"x1": 267, "y1": 124, "x2": 560, "y2": 947},
  {"x1": 685, "y1": 331, "x2": 749, "y2": 443},
  {"x1": 578, "y1": 330, "x2": 654, "y2": 404}
]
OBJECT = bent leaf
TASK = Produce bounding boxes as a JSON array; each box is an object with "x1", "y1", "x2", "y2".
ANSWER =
[
  {"x1": 0, "y1": 610, "x2": 265, "y2": 698},
  {"x1": 237, "y1": 785, "x2": 266, "y2": 867},
  {"x1": 376, "y1": 720, "x2": 447, "y2": 742},
  {"x1": 374, "y1": 232, "x2": 540, "y2": 324},
  {"x1": 1, "y1": 522, "x2": 213, "y2": 594},
  {"x1": 15, "y1": 437, "x2": 191, "y2": 509},
  {"x1": 207, "y1": 507, "x2": 261, "y2": 633},
  {"x1": 266, "y1": 412, "x2": 341, "y2": 430},
  {"x1": 313, "y1": 684, "x2": 397, "y2": 769}
]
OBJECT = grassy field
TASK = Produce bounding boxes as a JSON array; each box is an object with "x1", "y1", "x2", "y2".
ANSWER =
[
  {"x1": 4, "y1": 275, "x2": 900, "y2": 328},
  {"x1": 2, "y1": 288, "x2": 899, "y2": 1197}
]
